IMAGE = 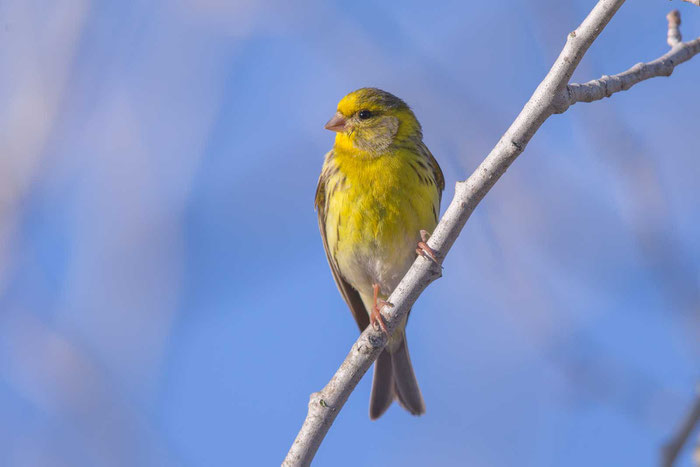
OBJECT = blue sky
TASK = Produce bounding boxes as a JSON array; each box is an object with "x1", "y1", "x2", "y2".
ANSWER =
[{"x1": 0, "y1": 0, "x2": 698, "y2": 466}]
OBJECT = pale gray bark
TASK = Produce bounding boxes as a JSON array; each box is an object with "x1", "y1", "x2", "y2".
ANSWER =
[
  {"x1": 557, "y1": 10, "x2": 700, "y2": 112},
  {"x1": 284, "y1": 2, "x2": 700, "y2": 465}
]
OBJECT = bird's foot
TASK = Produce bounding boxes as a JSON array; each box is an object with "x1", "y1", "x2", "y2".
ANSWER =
[
  {"x1": 370, "y1": 304, "x2": 389, "y2": 334},
  {"x1": 371, "y1": 284, "x2": 392, "y2": 334},
  {"x1": 416, "y1": 229, "x2": 440, "y2": 266}
]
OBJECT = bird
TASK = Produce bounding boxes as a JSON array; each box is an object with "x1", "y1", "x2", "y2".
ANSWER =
[{"x1": 315, "y1": 88, "x2": 444, "y2": 419}]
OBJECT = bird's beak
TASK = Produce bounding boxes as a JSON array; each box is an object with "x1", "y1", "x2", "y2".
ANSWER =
[{"x1": 324, "y1": 112, "x2": 347, "y2": 132}]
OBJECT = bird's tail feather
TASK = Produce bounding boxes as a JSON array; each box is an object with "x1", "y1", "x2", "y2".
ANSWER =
[
  {"x1": 392, "y1": 334, "x2": 425, "y2": 416},
  {"x1": 369, "y1": 334, "x2": 425, "y2": 419},
  {"x1": 369, "y1": 348, "x2": 394, "y2": 420}
]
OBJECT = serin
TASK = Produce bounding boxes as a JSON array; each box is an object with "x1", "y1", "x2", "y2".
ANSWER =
[{"x1": 315, "y1": 88, "x2": 444, "y2": 419}]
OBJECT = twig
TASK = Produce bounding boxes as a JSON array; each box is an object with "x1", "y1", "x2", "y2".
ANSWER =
[
  {"x1": 552, "y1": 9, "x2": 700, "y2": 111},
  {"x1": 662, "y1": 386, "x2": 700, "y2": 467},
  {"x1": 283, "y1": 3, "x2": 700, "y2": 465},
  {"x1": 668, "y1": 10, "x2": 682, "y2": 47},
  {"x1": 557, "y1": 35, "x2": 700, "y2": 109}
]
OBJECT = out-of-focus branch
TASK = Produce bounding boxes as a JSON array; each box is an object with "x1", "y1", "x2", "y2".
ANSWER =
[
  {"x1": 683, "y1": 0, "x2": 700, "y2": 8},
  {"x1": 662, "y1": 386, "x2": 700, "y2": 467},
  {"x1": 283, "y1": 2, "x2": 700, "y2": 465}
]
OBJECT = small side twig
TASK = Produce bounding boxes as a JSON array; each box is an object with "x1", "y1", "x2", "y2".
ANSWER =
[
  {"x1": 668, "y1": 10, "x2": 682, "y2": 46},
  {"x1": 553, "y1": 9, "x2": 700, "y2": 111}
]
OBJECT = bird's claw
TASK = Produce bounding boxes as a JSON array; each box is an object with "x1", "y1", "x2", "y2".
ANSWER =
[
  {"x1": 370, "y1": 305, "x2": 389, "y2": 334},
  {"x1": 416, "y1": 229, "x2": 441, "y2": 266}
]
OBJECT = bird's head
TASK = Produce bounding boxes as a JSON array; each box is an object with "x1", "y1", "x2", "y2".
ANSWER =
[{"x1": 325, "y1": 88, "x2": 422, "y2": 157}]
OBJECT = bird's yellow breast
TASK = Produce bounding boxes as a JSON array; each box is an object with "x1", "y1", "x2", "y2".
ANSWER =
[{"x1": 323, "y1": 147, "x2": 439, "y2": 298}]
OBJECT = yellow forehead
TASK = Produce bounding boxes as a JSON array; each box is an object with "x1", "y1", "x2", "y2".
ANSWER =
[
  {"x1": 337, "y1": 91, "x2": 373, "y2": 116},
  {"x1": 336, "y1": 88, "x2": 402, "y2": 116}
]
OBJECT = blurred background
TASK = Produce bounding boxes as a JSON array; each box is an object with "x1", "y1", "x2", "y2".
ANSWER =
[{"x1": 0, "y1": 0, "x2": 698, "y2": 465}]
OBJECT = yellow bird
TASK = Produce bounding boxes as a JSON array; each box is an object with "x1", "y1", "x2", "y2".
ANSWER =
[{"x1": 315, "y1": 88, "x2": 444, "y2": 419}]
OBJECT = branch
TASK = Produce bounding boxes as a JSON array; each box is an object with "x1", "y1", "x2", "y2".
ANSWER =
[
  {"x1": 662, "y1": 386, "x2": 700, "y2": 467},
  {"x1": 284, "y1": 3, "x2": 700, "y2": 465},
  {"x1": 553, "y1": 11, "x2": 700, "y2": 111}
]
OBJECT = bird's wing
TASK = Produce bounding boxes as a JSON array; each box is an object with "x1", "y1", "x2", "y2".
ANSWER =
[
  {"x1": 419, "y1": 141, "x2": 445, "y2": 200},
  {"x1": 315, "y1": 154, "x2": 370, "y2": 332}
]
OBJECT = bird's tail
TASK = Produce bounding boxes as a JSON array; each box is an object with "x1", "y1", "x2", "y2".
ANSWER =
[{"x1": 369, "y1": 333, "x2": 425, "y2": 420}]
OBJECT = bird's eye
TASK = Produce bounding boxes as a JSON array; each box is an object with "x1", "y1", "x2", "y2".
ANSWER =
[{"x1": 358, "y1": 109, "x2": 372, "y2": 120}]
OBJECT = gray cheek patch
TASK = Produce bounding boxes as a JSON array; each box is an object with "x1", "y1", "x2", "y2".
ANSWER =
[{"x1": 353, "y1": 116, "x2": 400, "y2": 154}]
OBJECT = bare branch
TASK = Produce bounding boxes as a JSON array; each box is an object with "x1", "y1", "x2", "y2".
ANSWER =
[
  {"x1": 284, "y1": 2, "x2": 700, "y2": 465},
  {"x1": 553, "y1": 11, "x2": 700, "y2": 111},
  {"x1": 662, "y1": 386, "x2": 700, "y2": 467},
  {"x1": 683, "y1": 0, "x2": 700, "y2": 7},
  {"x1": 559, "y1": 37, "x2": 700, "y2": 108}
]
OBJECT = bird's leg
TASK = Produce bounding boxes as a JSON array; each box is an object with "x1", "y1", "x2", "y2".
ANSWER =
[
  {"x1": 416, "y1": 229, "x2": 440, "y2": 265},
  {"x1": 371, "y1": 284, "x2": 390, "y2": 334}
]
